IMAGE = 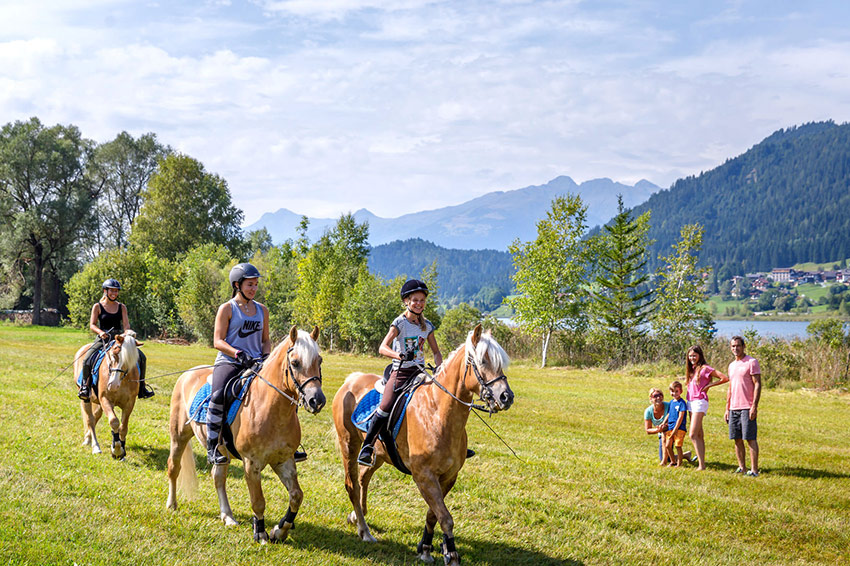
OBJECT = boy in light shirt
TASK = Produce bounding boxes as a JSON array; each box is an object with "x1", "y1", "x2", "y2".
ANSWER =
[{"x1": 665, "y1": 381, "x2": 691, "y2": 467}]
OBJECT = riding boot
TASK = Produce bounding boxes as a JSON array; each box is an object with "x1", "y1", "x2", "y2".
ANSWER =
[
  {"x1": 137, "y1": 352, "x2": 154, "y2": 399},
  {"x1": 78, "y1": 364, "x2": 93, "y2": 402},
  {"x1": 357, "y1": 412, "x2": 388, "y2": 466},
  {"x1": 466, "y1": 448, "x2": 476, "y2": 459},
  {"x1": 206, "y1": 397, "x2": 228, "y2": 465},
  {"x1": 294, "y1": 450, "x2": 307, "y2": 463}
]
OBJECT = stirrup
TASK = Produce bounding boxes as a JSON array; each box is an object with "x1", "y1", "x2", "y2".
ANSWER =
[
  {"x1": 78, "y1": 386, "x2": 91, "y2": 402},
  {"x1": 138, "y1": 383, "x2": 155, "y2": 399},
  {"x1": 294, "y1": 450, "x2": 307, "y2": 463},
  {"x1": 357, "y1": 445, "x2": 375, "y2": 467},
  {"x1": 207, "y1": 445, "x2": 228, "y2": 465}
]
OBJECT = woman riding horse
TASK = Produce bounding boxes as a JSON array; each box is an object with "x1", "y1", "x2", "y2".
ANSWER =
[{"x1": 77, "y1": 278, "x2": 153, "y2": 401}]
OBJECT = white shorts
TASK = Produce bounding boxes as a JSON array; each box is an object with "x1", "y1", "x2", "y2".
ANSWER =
[{"x1": 689, "y1": 399, "x2": 709, "y2": 414}]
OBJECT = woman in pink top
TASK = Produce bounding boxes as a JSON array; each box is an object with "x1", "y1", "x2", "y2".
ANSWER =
[{"x1": 685, "y1": 345, "x2": 729, "y2": 471}]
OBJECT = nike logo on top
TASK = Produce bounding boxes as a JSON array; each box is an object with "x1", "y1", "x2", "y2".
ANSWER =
[{"x1": 237, "y1": 320, "x2": 262, "y2": 338}]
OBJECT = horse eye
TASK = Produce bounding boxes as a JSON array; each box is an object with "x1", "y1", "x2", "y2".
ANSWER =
[
  {"x1": 291, "y1": 359, "x2": 301, "y2": 369},
  {"x1": 318, "y1": 355, "x2": 323, "y2": 365}
]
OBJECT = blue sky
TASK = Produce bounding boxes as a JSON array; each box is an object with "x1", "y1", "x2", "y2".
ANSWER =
[{"x1": 2, "y1": 1, "x2": 849, "y2": 224}]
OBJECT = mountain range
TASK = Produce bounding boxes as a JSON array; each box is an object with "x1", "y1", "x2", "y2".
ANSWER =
[{"x1": 246, "y1": 176, "x2": 659, "y2": 250}]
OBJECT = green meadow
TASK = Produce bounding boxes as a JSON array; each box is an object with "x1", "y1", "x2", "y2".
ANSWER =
[{"x1": 1, "y1": 323, "x2": 848, "y2": 565}]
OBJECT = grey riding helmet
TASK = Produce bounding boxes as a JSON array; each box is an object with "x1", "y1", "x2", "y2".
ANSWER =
[{"x1": 102, "y1": 278, "x2": 121, "y2": 290}]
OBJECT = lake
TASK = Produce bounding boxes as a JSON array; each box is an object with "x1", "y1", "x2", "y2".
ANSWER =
[
  {"x1": 711, "y1": 319, "x2": 811, "y2": 339},
  {"x1": 498, "y1": 317, "x2": 816, "y2": 339}
]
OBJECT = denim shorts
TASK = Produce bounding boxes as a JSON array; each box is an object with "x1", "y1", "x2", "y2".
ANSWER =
[{"x1": 728, "y1": 409, "x2": 757, "y2": 440}]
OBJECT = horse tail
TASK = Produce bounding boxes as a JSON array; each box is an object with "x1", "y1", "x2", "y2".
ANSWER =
[{"x1": 177, "y1": 438, "x2": 198, "y2": 499}]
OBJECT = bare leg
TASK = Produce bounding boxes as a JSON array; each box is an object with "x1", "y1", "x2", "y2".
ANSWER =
[
  {"x1": 733, "y1": 439, "x2": 747, "y2": 470},
  {"x1": 747, "y1": 439, "x2": 759, "y2": 473},
  {"x1": 270, "y1": 459, "x2": 303, "y2": 543},
  {"x1": 689, "y1": 412, "x2": 707, "y2": 471}
]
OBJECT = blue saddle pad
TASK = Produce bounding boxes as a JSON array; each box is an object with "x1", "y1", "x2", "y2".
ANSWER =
[
  {"x1": 188, "y1": 376, "x2": 253, "y2": 426},
  {"x1": 351, "y1": 388, "x2": 412, "y2": 440},
  {"x1": 76, "y1": 344, "x2": 111, "y2": 389}
]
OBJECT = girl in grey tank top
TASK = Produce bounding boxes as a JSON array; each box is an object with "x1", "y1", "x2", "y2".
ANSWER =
[{"x1": 214, "y1": 298, "x2": 265, "y2": 365}]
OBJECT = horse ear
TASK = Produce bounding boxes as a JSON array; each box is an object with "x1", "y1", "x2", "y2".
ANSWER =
[
  {"x1": 310, "y1": 326, "x2": 320, "y2": 341},
  {"x1": 471, "y1": 324, "x2": 482, "y2": 346},
  {"x1": 289, "y1": 325, "x2": 298, "y2": 343},
  {"x1": 115, "y1": 334, "x2": 125, "y2": 344}
]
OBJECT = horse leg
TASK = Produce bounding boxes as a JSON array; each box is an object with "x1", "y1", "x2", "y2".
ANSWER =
[
  {"x1": 414, "y1": 472, "x2": 460, "y2": 566},
  {"x1": 99, "y1": 397, "x2": 124, "y2": 459},
  {"x1": 417, "y1": 508, "x2": 438, "y2": 564},
  {"x1": 211, "y1": 461, "x2": 238, "y2": 526},
  {"x1": 269, "y1": 459, "x2": 302, "y2": 543},
  {"x1": 339, "y1": 430, "x2": 376, "y2": 542},
  {"x1": 80, "y1": 401, "x2": 103, "y2": 454},
  {"x1": 114, "y1": 404, "x2": 133, "y2": 460},
  {"x1": 166, "y1": 424, "x2": 194, "y2": 511},
  {"x1": 243, "y1": 458, "x2": 269, "y2": 543}
]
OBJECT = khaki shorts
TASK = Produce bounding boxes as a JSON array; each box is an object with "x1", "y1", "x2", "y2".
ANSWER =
[{"x1": 665, "y1": 429, "x2": 686, "y2": 448}]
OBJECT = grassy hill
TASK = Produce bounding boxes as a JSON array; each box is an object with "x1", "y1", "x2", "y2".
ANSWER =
[{"x1": 2, "y1": 323, "x2": 849, "y2": 565}]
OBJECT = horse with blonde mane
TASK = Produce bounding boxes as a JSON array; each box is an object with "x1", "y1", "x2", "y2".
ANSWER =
[
  {"x1": 72, "y1": 331, "x2": 141, "y2": 459},
  {"x1": 333, "y1": 324, "x2": 515, "y2": 565},
  {"x1": 166, "y1": 326, "x2": 326, "y2": 543}
]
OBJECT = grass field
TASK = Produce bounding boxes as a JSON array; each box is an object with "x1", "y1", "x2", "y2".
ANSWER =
[{"x1": 1, "y1": 323, "x2": 849, "y2": 565}]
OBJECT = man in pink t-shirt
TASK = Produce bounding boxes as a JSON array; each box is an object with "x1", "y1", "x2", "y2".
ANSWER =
[{"x1": 725, "y1": 336, "x2": 762, "y2": 476}]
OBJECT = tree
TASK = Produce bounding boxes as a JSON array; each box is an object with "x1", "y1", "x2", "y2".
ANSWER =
[
  {"x1": 255, "y1": 242, "x2": 300, "y2": 340},
  {"x1": 507, "y1": 194, "x2": 594, "y2": 367},
  {"x1": 245, "y1": 227, "x2": 274, "y2": 256},
  {"x1": 437, "y1": 303, "x2": 482, "y2": 354},
  {"x1": 87, "y1": 131, "x2": 170, "y2": 256},
  {"x1": 591, "y1": 195, "x2": 654, "y2": 364},
  {"x1": 651, "y1": 224, "x2": 714, "y2": 357},
  {"x1": 175, "y1": 244, "x2": 234, "y2": 344},
  {"x1": 129, "y1": 153, "x2": 244, "y2": 260},
  {"x1": 338, "y1": 267, "x2": 402, "y2": 353},
  {"x1": 293, "y1": 214, "x2": 369, "y2": 349},
  {"x1": 0, "y1": 117, "x2": 96, "y2": 324}
]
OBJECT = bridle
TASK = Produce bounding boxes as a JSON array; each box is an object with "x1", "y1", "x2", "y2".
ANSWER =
[
  {"x1": 426, "y1": 353, "x2": 507, "y2": 414},
  {"x1": 255, "y1": 346, "x2": 322, "y2": 409}
]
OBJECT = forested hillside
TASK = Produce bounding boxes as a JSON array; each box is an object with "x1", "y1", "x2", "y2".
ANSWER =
[
  {"x1": 367, "y1": 238, "x2": 514, "y2": 310},
  {"x1": 633, "y1": 121, "x2": 850, "y2": 275}
]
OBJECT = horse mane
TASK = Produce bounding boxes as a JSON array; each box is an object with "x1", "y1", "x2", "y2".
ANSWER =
[
  {"x1": 464, "y1": 329, "x2": 510, "y2": 374},
  {"x1": 270, "y1": 329, "x2": 319, "y2": 367},
  {"x1": 118, "y1": 331, "x2": 139, "y2": 372}
]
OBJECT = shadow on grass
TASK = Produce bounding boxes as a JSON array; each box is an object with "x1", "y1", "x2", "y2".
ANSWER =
[
  {"x1": 764, "y1": 466, "x2": 850, "y2": 479},
  {"x1": 285, "y1": 522, "x2": 579, "y2": 566},
  {"x1": 132, "y1": 445, "x2": 246, "y2": 480}
]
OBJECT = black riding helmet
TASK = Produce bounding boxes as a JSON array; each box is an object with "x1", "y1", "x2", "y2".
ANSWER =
[
  {"x1": 102, "y1": 278, "x2": 121, "y2": 290},
  {"x1": 400, "y1": 279, "x2": 429, "y2": 300},
  {"x1": 229, "y1": 262, "x2": 262, "y2": 298}
]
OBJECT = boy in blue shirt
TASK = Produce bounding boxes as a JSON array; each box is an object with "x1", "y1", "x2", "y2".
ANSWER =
[{"x1": 665, "y1": 381, "x2": 692, "y2": 467}]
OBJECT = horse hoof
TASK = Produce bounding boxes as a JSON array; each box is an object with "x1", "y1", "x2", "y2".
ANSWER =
[
  {"x1": 361, "y1": 531, "x2": 376, "y2": 543},
  {"x1": 221, "y1": 515, "x2": 238, "y2": 527},
  {"x1": 270, "y1": 524, "x2": 290, "y2": 543},
  {"x1": 418, "y1": 551, "x2": 434, "y2": 563},
  {"x1": 92, "y1": 445, "x2": 102, "y2": 455}
]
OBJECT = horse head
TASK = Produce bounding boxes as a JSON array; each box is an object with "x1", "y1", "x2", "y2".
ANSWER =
[
  {"x1": 462, "y1": 324, "x2": 514, "y2": 413},
  {"x1": 278, "y1": 325, "x2": 326, "y2": 414},
  {"x1": 106, "y1": 331, "x2": 140, "y2": 391}
]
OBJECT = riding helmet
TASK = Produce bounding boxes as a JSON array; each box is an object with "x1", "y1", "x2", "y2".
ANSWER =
[
  {"x1": 102, "y1": 278, "x2": 121, "y2": 290},
  {"x1": 229, "y1": 262, "x2": 262, "y2": 287},
  {"x1": 400, "y1": 279, "x2": 429, "y2": 300}
]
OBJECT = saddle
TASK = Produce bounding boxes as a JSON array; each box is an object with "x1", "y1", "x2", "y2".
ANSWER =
[
  {"x1": 188, "y1": 370, "x2": 255, "y2": 461},
  {"x1": 351, "y1": 368, "x2": 427, "y2": 475},
  {"x1": 76, "y1": 342, "x2": 113, "y2": 394}
]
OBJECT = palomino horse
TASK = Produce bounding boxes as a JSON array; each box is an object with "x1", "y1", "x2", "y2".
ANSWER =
[
  {"x1": 73, "y1": 331, "x2": 141, "y2": 459},
  {"x1": 333, "y1": 324, "x2": 515, "y2": 565},
  {"x1": 166, "y1": 326, "x2": 326, "y2": 543}
]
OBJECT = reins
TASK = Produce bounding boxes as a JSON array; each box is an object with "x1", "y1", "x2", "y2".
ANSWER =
[
  {"x1": 417, "y1": 357, "x2": 524, "y2": 463},
  {"x1": 249, "y1": 345, "x2": 323, "y2": 409},
  {"x1": 41, "y1": 327, "x2": 116, "y2": 389}
]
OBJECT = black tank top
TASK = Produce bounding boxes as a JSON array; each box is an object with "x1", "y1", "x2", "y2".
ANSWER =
[{"x1": 97, "y1": 302, "x2": 124, "y2": 336}]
